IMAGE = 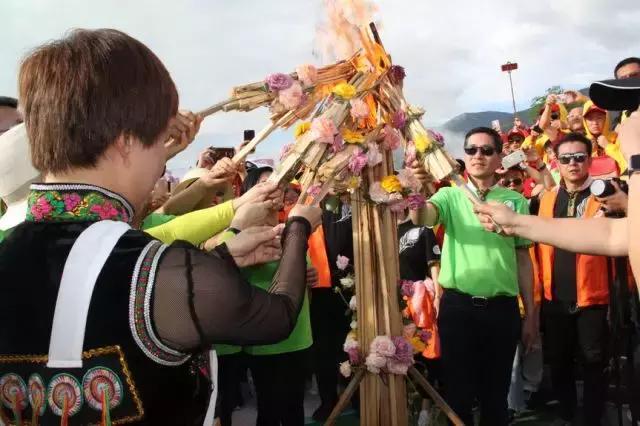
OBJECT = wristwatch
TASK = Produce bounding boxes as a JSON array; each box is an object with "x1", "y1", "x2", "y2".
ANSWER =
[{"x1": 629, "y1": 154, "x2": 640, "y2": 177}]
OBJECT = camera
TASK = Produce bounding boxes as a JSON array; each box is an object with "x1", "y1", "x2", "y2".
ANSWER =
[{"x1": 589, "y1": 178, "x2": 628, "y2": 198}]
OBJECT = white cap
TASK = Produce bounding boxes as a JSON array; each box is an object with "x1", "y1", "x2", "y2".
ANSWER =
[{"x1": 0, "y1": 123, "x2": 40, "y2": 230}]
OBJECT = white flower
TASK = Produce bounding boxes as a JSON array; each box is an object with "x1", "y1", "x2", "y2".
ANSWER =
[
  {"x1": 340, "y1": 277, "x2": 355, "y2": 289},
  {"x1": 339, "y1": 361, "x2": 352, "y2": 378},
  {"x1": 365, "y1": 353, "x2": 387, "y2": 374},
  {"x1": 349, "y1": 296, "x2": 357, "y2": 311},
  {"x1": 350, "y1": 320, "x2": 358, "y2": 330},
  {"x1": 343, "y1": 336, "x2": 359, "y2": 352}
]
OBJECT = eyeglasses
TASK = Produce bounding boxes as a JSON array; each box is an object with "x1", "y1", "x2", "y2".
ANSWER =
[
  {"x1": 501, "y1": 177, "x2": 523, "y2": 186},
  {"x1": 558, "y1": 152, "x2": 588, "y2": 165},
  {"x1": 464, "y1": 145, "x2": 497, "y2": 156}
]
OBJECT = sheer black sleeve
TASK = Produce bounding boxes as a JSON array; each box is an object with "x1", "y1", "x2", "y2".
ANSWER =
[{"x1": 152, "y1": 219, "x2": 311, "y2": 352}]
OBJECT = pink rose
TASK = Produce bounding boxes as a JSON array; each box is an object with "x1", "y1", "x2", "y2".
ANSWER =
[
  {"x1": 428, "y1": 129, "x2": 445, "y2": 145},
  {"x1": 307, "y1": 184, "x2": 322, "y2": 197},
  {"x1": 404, "y1": 142, "x2": 417, "y2": 166},
  {"x1": 417, "y1": 330, "x2": 432, "y2": 343},
  {"x1": 331, "y1": 134, "x2": 344, "y2": 154},
  {"x1": 366, "y1": 143, "x2": 383, "y2": 167},
  {"x1": 265, "y1": 73, "x2": 293, "y2": 91},
  {"x1": 336, "y1": 255, "x2": 350, "y2": 271},
  {"x1": 386, "y1": 359, "x2": 409, "y2": 375},
  {"x1": 347, "y1": 348, "x2": 362, "y2": 365},
  {"x1": 63, "y1": 193, "x2": 81, "y2": 211},
  {"x1": 369, "y1": 336, "x2": 396, "y2": 357},
  {"x1": 391, "y1": 109, "x2": 407, "y2": 130},
  {"x1": 398, "y1": 169, "x2": 422, "y2": 192},
  {"x1": 391, "y1": 336, "x2": 414, "y2": 364},
  {"x1": 343, "y1": 336, "x2": 359, "y2": 353},
  {"x1": 406, "y1": 193, "x2": 426, "y2": 210},
  {"x1": 400, "y1": 280, "x2": 415, "y2": 298},
  {"x1": 389, "y1": 199, "x2": 409, "y2": 213},
  {"x1": 368, "y1": 182, "x2": 390, "y2": 203},
  {"x1": 31, "y1": 197, "x2": 53, "y2": 220},
  {"x1": 278, "y1": 81, "x2": 305, "y2": 109},
  {"x1": 388, "y1": 65, "x2": 406, "y2": 86},
  {"x1": 280, "y1": 143, "x2": 294, "y2": 161},
  {"x1": 348, "y1": 148, "x2": 368, "y2": 175},
  {"x1": 383, "y1": 125, "x2": 402, "y2": 151},
  {"x1": 90, "y1": 201, "x2": 119, "y2": 220},
  {"x1": 295, "y1": 64, "x2": 318, "y2": 87},
  {"x1": 311, "y1": 117, "x2": 337, "y2": 144},
  {"x1": 349, "y1": 98, "x2": 370, "y2": 120},
  {"x1": 365, "y1": 353, "x2": 387, "y2": 374}
]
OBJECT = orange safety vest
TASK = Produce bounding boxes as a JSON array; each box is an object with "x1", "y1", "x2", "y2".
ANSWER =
[{"x1": 537, "y1": 190, "x2": 609, "y2": 307}]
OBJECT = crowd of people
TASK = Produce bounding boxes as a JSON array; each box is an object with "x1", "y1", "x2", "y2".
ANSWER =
[{"x1": 0, "y1": 27, "x2": 639, "y2": 426}]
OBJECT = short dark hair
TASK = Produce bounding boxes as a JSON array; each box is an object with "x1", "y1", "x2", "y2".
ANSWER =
[
  {"x1": 553, "y1": 132, "x2": 592, "y2": 157},
  {"x1": 19, "y1": 29, "x2": 178, "y2": 174},
  {"x1": 464, "y1": 127, "x2": 503, "y2": 153},
  {"x1": 614, "y1": 57, "x2": 640, "y2": 78},
  {"x1": 241, "y1": 166, "x2": 273, "y2": 194},
  {"x1": 0, "y1": 96, "x2": 18, "y2": 109}
]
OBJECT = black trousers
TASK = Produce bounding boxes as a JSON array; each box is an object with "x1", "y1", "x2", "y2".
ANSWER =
[
  {"x1": 217, "y1": 353, "x2": 244, "y2": 426},
  {"x1": 310, "y1": 288, "x2": 350, "y2": 407},
  {"x1": 438, "y1": 290, "x2": 521, "y2": 426},
  {"x1": 542, "y1": 301, "x2": 608, "y2": 426},
  {"x1": 249, "y1": 349, "x2": 309, "y2": 426}
]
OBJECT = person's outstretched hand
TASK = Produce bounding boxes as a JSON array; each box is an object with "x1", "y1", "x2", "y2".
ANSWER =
[
  {"x1": 234, "y1": 182, "x2": 283, "y2": 211},
  {"x1": 165, "y1": 110, "x2": 203, "y2": 160},
  {"x1": 226, "y1": 225, "x2": 284, "y2": 267},
  {"x1": 231, "y1": 200, "x2": 279, "y2": 230},
  {"x1": 288, "y1": 205, "x2": 322, "y2": 231},
  {"x1": 200, "y1": 158, "x2": 237, "y2": 188},
  {"x1": 473, "y1": 201, "x2": 519, "y2": 235}
]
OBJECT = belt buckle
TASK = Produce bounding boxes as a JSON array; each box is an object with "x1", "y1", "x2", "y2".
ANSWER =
[{"x1": 472, "y1": 296, "x2": 489, "y2": 308}]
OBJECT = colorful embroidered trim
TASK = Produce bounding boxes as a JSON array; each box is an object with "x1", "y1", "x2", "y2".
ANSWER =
[
  {"x1": 47, "y1": 373, "x2": 83, "y2": 417},
  {"x1": 27, "y1": 183, "x2": 133, "y2": 223},
  {"x1": 0, "y1": 345, "x2": 145, "y2": 424},
  {"x1": 129, "y1": 241, "x2": 191, "y2": 366},
  {"x1": 82, "y1": 367, "x2": 123, "y2": 411}
]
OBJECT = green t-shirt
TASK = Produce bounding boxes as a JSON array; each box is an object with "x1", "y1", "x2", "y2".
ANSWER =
[
  {"x1": 141, "y1": 213, "x2": 176, "y2": 230},
  {"x1": 430, "y1": 186, "x2": 531, "y2": 297}
]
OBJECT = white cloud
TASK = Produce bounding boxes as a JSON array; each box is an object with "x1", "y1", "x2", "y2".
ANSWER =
[{"x1": 2, "y1": 0, "x2": 638, "y2": 171}]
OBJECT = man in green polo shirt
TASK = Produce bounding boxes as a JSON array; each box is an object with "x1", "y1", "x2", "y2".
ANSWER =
[{"x1": 411, "y1": 126, "x2": 535, "y2": 426}]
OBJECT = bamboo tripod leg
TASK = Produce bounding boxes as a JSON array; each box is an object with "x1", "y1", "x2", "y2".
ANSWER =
[
  {"x1": 324, "y1": 369, "x2": 366, "y2": 426},
  {"x1": 407, "y1": 366, "x2": 465, "y2": 426}
]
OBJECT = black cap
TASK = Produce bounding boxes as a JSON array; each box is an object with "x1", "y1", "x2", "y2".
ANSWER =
[{"x1": 590, "y1": 78, "x2": 640, "y2": 111}]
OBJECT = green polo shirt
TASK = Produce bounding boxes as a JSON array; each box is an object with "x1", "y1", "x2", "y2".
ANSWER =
[{"x1": 430, "y1": 185, "x2": 531, "y2": 297}]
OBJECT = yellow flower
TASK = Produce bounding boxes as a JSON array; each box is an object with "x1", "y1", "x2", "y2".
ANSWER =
[
  {"x1": 332, "y1": 82, "x2": 357, "y2": 100},
  {"x1": 413, "y1": 133, "x2": 432, "y2": 154},
  {"x1": 347, "y1": 176, "x2": 362, "y2": 190},
  {"x1": 294, "y1": 121, "x2": 311, "y2": 138},
  {"x1": 342, "y1": 128, "x2": 365, "y2": 144},
  {"x1": 410, "y1": 336, "x2": 426, "y2": 353},
  {"x1": 381, "y1": 175, "x2": 402, "y2": 193}
]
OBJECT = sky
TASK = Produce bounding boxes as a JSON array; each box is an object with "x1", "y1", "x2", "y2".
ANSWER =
[{"x1": 2, "y1": 0, "x2": 639, "y2": 173}]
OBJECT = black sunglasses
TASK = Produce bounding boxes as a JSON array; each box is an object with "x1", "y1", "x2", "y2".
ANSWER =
[
  {"x1": 464, "y1": 145, "x2": 497, "y2": 156},
  {"x1": 502, "y1": 177, "x2": 523, "y2": 186},
  {"x1": 558, "y1": 153, "x2": 588, "y2": 165}
]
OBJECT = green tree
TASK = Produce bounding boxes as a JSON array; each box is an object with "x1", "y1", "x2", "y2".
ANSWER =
[{"x1": 529, "y1": 86, "x2": 564, "y2": 121}]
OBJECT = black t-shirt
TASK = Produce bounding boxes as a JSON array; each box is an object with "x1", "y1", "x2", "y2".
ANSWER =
[
  {"x1": 322, "y1": 202, "x2": 354, "y2": 287},
  {"x1": 398, "y1": 220, "x2": 441, "y2": 281},
  {"x1": 551, "y1": 187, "x2": 592, "y2": 302}
]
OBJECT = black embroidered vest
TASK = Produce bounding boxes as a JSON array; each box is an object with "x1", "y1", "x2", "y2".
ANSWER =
[{"x1": 0, "y1": 184, "x2": 209, "y2": 425}]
